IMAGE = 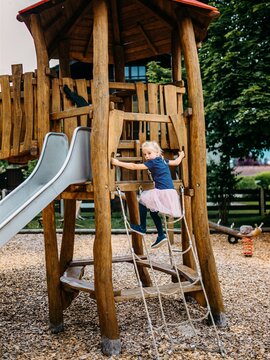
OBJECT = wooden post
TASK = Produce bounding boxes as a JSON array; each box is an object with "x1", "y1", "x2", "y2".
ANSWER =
[
  {"x1": 29, "y1": 14, "x2": 50, "y2": 151},
  {"x1": 59, "y1": 199, "x2": 78, "y2": 310},
  {"x1": 92, "y1": 0, "x2": 121, "y2": 355},
  {"x1": 58, "y1": 39, "x2": 71, "y2": 78},
  {"x1": 43, "y1": 202, "x2": 64, "y2": 332},
  {"x1": 171, "y1": 30, "x2": 197, "y2": 270},
  {"x1": 178, "y1": 10, "x2": 226, "y2": 324}
]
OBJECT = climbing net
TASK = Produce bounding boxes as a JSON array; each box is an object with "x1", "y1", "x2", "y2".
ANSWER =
[{"x1": 116, "y1": 185, "x2": 225, "y2": 359}]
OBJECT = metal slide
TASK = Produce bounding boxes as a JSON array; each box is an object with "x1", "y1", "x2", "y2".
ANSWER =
[{"x1": 0, "y1": 127, "x2": 91, "y2": 248}]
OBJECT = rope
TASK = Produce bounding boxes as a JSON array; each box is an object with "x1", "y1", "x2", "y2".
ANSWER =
[{"x1": 116, "y1": 185, "x2": 226, "y2": 358}]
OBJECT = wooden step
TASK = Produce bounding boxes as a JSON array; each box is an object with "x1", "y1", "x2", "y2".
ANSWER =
[
  {"x1": 114, "y1": 281, "x2": 202, "y2": 302},
  {"x1": 69, "y1": 254, "x2": 147, "y2": 267},
  {"x1": 135, "y1": 260, "x2": 199, "y2": 283},
  {"x1": 60, "y1": 276, "x2": 121, "y2": 298}
]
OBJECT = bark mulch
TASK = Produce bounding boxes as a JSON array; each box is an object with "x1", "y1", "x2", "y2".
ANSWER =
[{"x1": 0, "y1": 232, "x2": 269, "y2": 359}]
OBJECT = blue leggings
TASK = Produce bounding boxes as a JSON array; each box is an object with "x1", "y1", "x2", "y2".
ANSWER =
[{"x1": 139, "y1": 203, "x2": 164, "y2": 237}]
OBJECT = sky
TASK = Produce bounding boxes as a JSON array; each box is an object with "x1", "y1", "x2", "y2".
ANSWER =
[{"x1": 0, "y1": 0, "x2": 57, "y2": 75}]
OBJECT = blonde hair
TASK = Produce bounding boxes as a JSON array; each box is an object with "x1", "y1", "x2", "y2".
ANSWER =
[{"x1": 142, "y1": 141, "x2": 163, "y2": 156}]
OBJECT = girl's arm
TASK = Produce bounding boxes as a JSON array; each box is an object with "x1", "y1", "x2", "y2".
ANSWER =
[
  {"x1": 168, "y1": 150, "x2": 185, "y2": 166},
  {"x1": 111, "y1": 157, "x2": 148, "y2": 170}
]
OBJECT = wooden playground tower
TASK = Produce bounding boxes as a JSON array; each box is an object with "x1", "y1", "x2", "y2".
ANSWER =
[{"x1": 0, "y1": 0, "x2": 226, "y2": 356}]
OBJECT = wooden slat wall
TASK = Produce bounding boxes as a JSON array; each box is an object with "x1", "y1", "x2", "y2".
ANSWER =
[
  {"x1": 0, "y1": 75, "x2": 12, "y2": 159},
  {"x1": 0, "y1": 69, "x2": 37, "y2": 161},
  {"x1": 62, "y1": 78, "x2": 78, "y2": 142}
]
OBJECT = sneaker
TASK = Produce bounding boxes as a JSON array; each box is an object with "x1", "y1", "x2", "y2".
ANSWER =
[
  {"x1": 130, "y1": 224, "x2": 146, "y2": 234},
  {"x1": 151, "y1": 235, "x2": 167, "y2": 249}
]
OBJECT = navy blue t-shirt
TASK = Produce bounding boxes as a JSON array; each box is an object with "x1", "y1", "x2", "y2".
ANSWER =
[{"x1": 144, "y1": 157, "x2": 174, "y2": 190}]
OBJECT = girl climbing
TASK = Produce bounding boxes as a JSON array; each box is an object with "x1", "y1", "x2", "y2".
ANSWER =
[{"x1": 111, "y1": 141, "x2": 185, "y2": 248}]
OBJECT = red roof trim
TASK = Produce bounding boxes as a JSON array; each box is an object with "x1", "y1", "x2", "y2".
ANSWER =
[
  {"x1": 18, "y1": 0, "x2": 219, "y2": 16},
  {"x1": 172, "y1": 0, "x2": 219, "y2": 13},
  {"x1": 18, "y1": 0, "x2": 51, "y2": 15}
]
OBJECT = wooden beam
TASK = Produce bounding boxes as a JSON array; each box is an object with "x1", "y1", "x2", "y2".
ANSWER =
[
  {"x1": 29, "y1": 14, "x2": 50, "y2": 151},
  {"x1": 48, "y1": 0, "x2": 92, "y2": 56},
  {"x1": 50, "y1": 105, "x2": 93, "y2": 121},
  {"x1": 114, "y1": 282, "x2": 202, "y2": 302},
  {"x1": 137, "y1": 22, "x2": 158, "y2": 56},
  {"x1": 92, "y1": 0, "x2": 121, "y2": 354},
  {"x1": 43, "y1": 202, "x2": 64, "y2": 333},
  {"x1": 134, "y1": 0, "x2": 175, "y2": 30},
  {"x1": 178, "y1": 10, "x2": 226, "y2": 324}
]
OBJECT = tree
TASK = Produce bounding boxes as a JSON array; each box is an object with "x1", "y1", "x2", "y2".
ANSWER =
[
  {"x1": 201, "y1": 0, "x2": 270, "y2": 156},
  {"x1": 146, "y1": 61, "x2": 172, "y2": 84},
  {"x1": 199, "y1": 0, "x2": 270, "y2": 222}
]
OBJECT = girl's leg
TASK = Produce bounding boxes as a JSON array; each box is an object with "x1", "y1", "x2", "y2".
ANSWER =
[
  {"x1": 139, "y1": 203, "x2": 147, "y2": 231},
  {"x1": 150, "y1": 211, "x2": 167, "y2": 248},
  {"x1": 130, "y1": 203, "x2": 147, "y2": 233},
  {"x1": 149, "y1": 211, "x2": 164, "y2": 237}
]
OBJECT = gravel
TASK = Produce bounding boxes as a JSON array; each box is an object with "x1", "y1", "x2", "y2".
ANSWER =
[{"x1": 0, "y1": 232, "x2": 269, "y2": 359}]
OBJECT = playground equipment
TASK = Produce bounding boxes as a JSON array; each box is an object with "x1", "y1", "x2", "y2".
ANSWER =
[
  {"x1": 0, "y1": 0, "x2": 226, "y2": 356},
  {"x1": 239, "y1": 224, "x2": 263, "y2": 257},
  {"x1": 209, "y1": 220, "x2": 242, "y2": 244},
  {"x1": 0, "y1": 127, "x2": 91, "y2": 247}
]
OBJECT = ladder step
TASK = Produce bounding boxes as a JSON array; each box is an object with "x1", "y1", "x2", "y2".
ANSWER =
[
  {"x1": 135, "y1": 260, "x2": 199, "y2": 283},
  {"x1": 114, "y1": 282, "x2": 202, "y2": 302},
  {"x1": 69, "y1": 254, "x2": 147, "y2": 267},
  {"x1": 60, "y1": 276, "x2": 121, "y2": 297}
]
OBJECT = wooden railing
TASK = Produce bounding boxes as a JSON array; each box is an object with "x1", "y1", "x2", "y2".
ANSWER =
[
  {"x1": 0, "y1": 65, "x2": 37, "y2": 161},
  {"x1": 0, "y1": 65, "x2": 185, "y2": 163}
]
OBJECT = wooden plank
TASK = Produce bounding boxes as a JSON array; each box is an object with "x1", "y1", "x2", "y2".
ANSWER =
[
  {"x1": 60, "y1": 276, "x2": 121, "y2": 297},
  {"x1": 50, "y1": 105, "x2": 93, "y2": 121},
  {"x1": 59, "y1": 191, "x2": 95, "y2": 200},
  {"x1": 11, "y1": 64, "x2": 23, "y2": 156},
  {"x1": 159, "y1": 85, "x2": 168, "y2": 149},
  {"x1": 114, "y1": 282, "x2": 202, "y2": 302},
  {"x1": 51, "y1": 78, "x2": 62, "y2": 132},
  {"x1": 164, "y1": 85, "x2": 179, "y2": 149},
  {"x1": 135, "y1": 260, "x2": 199, "y2": 282},
  {"x1": 136, "y1": 82, "x2": 147, "y2": 143},
  {"x1": 75, "y1": 79, "x2": 89, "y2": 126},
  {"x1": 124, "y1": 112, "x2": 171, "y2": 123},
  {"x1": 108, "y1": 109, "x2": 124, "y2": 190},
  {"x1": 0, "y1": 76, "x2": 12, "y2": 158},
  {"x1": 62, "y1": 78, "x2": 79, "y2": 142},
  {"x1": 23, "y1": 72, "x2": 34, "y2": 152},
  {"x1": 70, "y1": 255, "x2": 147, "y2": 267},
  {"x1": 148, "y1": 83, "x2": 159, "y2": 142},
  {"x1": 114, "y1": 180, "x2": 194, "y2": 195}
]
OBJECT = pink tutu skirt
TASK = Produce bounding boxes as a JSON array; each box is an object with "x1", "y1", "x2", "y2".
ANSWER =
[{"x1": 139, "y1": 189, "x2": 182, "y2": 218}]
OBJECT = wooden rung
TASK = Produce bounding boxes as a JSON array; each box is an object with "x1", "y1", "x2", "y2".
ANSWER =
[
  {"x1": 114, "y1": 180, "x2": 193, "y2": 196},
  {"x1": 70, "y1": 255, "x2": 147, "y2": 267},
  {"x1": 135, "y1": 260, "x2": 198, "y2": 283},
  {"x1": 60, "y1": 276, "x2": 121, "y2": 297},
  {"x1": 59, "y1": 191, "x2": 94, "y2": 200},
  {"x1": 124, "y1": 112, "x2": 171, "y2": 123},
  {"x1": 117, "y1": 156, "x2": 142, "y2": 162},
  {"x1": 50, "y1": 105, "x2": 93, "y2": 121},
  {"x1": 114, "y1": 282, "x2": 202, "y2": 302}
]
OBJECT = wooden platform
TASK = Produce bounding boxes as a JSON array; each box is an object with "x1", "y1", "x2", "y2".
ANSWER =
[{"x1": 60, "y1": 259, "x2": 201, "y2": 302}]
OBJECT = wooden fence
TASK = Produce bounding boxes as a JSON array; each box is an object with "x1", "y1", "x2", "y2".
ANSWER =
[{"x1": 208, "y1": 188, "x2": 270, "y2": 218}]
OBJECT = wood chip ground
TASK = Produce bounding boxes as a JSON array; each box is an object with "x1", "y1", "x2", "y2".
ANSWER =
[{"x1": 0, "y1": 233, "x2": 269, "y2": 359}]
